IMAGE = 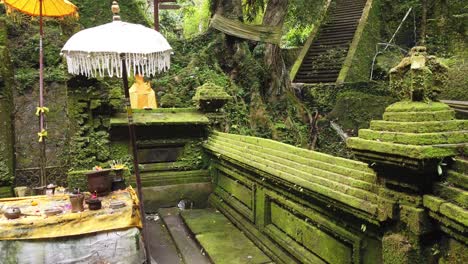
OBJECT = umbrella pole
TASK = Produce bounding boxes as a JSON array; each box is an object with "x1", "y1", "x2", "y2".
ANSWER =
[
  {"x1": 39, "y1": 0, "x2": 46, "y2": 187},
  {"x1": 121, "y1": 59, "x2": 151, "y2": 264}
]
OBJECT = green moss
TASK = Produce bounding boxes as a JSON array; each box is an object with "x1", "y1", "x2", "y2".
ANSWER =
[
  {"x1": 399, "y1": 205, "x2": 431, "y2": 234},
  {"x1": 181, "y1": 208, "x2": 272, "y2": 264},
  {"x1": 73, "y1": 0, "x2": 150, "y2": 28},
  {"x1": 346, "y1": 137, "x2": 460, "y2": 159},
  {"x1": 423, "y1": 195, "x2": 445, "y2": 212},
  {"x1": 382, "y1": 234, "x2": 419, "y2": 264},
  {"x1": 131, "y1": 170, "x2": 210, "y2": 187},
  {"x1": 433, "y1": 184, "x2": 468, "y2": 209},
  {"x1": 358, "y1": 129, "x2": 468, "y2": 145},
  {"x1": 192, "y1": 82, "x2": 231, "y2": 101},
  {"x1": 446, "y1": 170, "x2": 468, "y2": 190},
  {"x1": 385, "y1": 101, "x2": 451, "y2": 112},
  {"x1": 439, "y1": 203, "x2": 468, "y2": 227},
  {"x1": 328, "y1": 91, "x2": 396, "y2": 133},
  {"x1": 370, "y1": 120, "x2": 468, "y2": 133},
  {"x1": 211, "y1": 131, "x2": 374, "y2": 173},
  {"x1": 439, "y1": 238, "x2": 468, "y2": 264},
  {"x1": 110, "y1": 110, "x2": 209, "y2": 126},
  {"x1": 177, "y1": 141, "x2": 206, "y2": 169},
  {"x1": 383, "y1": 110, "x2": 455, "y2": 122}
]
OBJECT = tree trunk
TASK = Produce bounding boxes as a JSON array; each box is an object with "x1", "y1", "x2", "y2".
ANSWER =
[
  {"x1": 211, "y1": 0, "x2": 243, "y2": 19},
  {"x1": 262, "y1": 0, "x2": 290, "y2": 101},
  {"x1": 419, "y1": 0, "x2": 427, "y2": 45}
]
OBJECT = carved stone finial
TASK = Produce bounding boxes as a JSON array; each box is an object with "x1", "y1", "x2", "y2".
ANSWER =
[
  {"x1": 389, "y1": 46, "x2": 448, "y2": 102},
  {"x1": 112, "y1": 1, "x2": 121, "y2": 21}
]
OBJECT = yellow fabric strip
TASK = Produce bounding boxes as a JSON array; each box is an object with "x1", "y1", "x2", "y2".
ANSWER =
[
  {"x1": 37, "y1": 129, "x2": 47, "y2": 142},
  {"x1": 210, "y1": 14, "x2": 282, "y2": 44},
  {"x1": 35, "y1": 106, "x2": 49, "y2": 116},
  {"x1": 0, "y1": 187, "x2": 142, "y2": 240}
]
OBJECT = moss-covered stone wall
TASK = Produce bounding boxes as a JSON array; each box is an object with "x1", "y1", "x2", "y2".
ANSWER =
[{"x1": 0, "y1": 18, "x2": 14, "y2": 189}]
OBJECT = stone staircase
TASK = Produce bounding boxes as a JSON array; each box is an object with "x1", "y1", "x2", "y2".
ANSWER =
[{"x1": 293, "y1": 0, "x2": 368, "y2": 83}]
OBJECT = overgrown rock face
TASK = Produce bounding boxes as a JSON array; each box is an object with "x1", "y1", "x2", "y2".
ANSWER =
[{"x1": 389, "y1": 46, "x2": 448, "y2": 102}]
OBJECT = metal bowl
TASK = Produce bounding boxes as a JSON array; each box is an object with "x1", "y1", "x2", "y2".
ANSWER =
[
  {"x1": 4, "y1": 207, "x2": 21, "y2": 219},
  {"x1": 109, "y1": 200, "x2": 126, "y2": 209}
]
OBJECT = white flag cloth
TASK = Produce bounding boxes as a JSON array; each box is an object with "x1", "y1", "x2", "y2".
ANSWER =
[{"x1": 61, "y1": 21, "x2": 172, "y2": 78}]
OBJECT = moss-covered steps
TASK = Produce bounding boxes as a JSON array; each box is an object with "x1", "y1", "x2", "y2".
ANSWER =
[
  {"x1": 348, "y1": 101, "x2": 468, "y2": 163},
  {"x1": 181, "y1": 208, "x2": 273, "y2": 264},
  {"x1": 423, "y1": 158, "x2": 468, "y2": 243}
]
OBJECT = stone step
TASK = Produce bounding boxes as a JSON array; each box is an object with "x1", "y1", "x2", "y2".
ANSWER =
[
  {"x1": 358, "y1": 129, "x2": 468, "y2": 145},
  {"x1": 433, "y1": 184, "x2": 468, "y2": 209},
  {"x1": 296, "y1": 68, "x2": 341, "y2": 75},
  {"x1": 452, "y1": 158, "x2": 468, "y2": 175},
  {"x1": 296, "y1": 71, "x2": 340, "y2": 78},
  {"x1": 293, "y1": 77, "x2": 337, "y2": 83},
  {"x1": 146, "y1": 214, "x2": 184, "y2": 264},
  {"x1": 132, "y1": 170, "x2": 211, "y2": 187},
  {"x1": 317, "y1": 30, "x2": 356, "y2": 38},
  {"x1": 382, "y1": 110, "x2": 456, "y2": 122},
  {"x1": 321, "y1": 22, "x2": 359, "y2": 30},
  {"x1": 140, "y1": 161, "x2": 194, "y2": 172},
  {"x1": 446, "y1": 170, "x2": 468, "y2": 190},
  {"x1": 180, "y1": 208, "x2": 273, "y2": 264},
  {"x1": 298, "y1": 64, "x2": 343, "y2": 71},
  {"x1": 369, "y1": 120, "x2": 468, "y2": 133},
  {"x1": 158, "y1": 208, "x2": 212, "y2": 264}
]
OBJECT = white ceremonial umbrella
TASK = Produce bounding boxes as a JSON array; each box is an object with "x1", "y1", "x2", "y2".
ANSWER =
[
  {"x1": 62, "y1": 20, "x2": 171, "y2": 78},
  {"x1": 61, "y1": 2, "x2": 172, "y2": 263}
]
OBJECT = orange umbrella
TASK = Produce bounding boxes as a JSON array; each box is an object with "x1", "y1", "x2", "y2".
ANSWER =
[{"x1": 1, "y1": 0, "x2": 78, "y2": 186}]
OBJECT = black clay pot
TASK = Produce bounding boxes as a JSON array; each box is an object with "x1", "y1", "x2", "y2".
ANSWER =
[
  {"x1": 86, "y1": 198, "x2": 102, "y2": 210},
  {"x1": 86, "y1": 169, "x2": 112, "y2": 196}
]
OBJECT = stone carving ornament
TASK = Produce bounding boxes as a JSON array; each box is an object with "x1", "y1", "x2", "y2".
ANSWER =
[{"x1": 390, "y1": 46, "x2": 448, "y2": 102}]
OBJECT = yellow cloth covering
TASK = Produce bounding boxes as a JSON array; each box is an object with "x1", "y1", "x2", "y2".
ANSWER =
[
  {"x1": 129, "y1": 74, "x2": 158, "y2": 109},
  {"x1": 0, "y1": 187, "x2": 142, "y2": 240}
]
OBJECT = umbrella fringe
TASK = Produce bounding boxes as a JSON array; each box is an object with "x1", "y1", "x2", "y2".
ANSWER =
[{"x1": 64, "y1": 51, "x2": 171, "y2": 78}]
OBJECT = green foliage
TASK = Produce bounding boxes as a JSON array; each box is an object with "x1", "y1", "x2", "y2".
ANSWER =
[
  {"x1": 282, "y1": 0, "x2": 327, "y2": 47},
  {"x1": 66, "y1": 170, "x2": 88, "y2": 191},
  {"x1": 380, "y1": 0, "x2": 466, "y2": 56},
  {"x1": 73, "y1": 0, "x2": 150, "y2": 28},
  {"x1": 439, "y1": 58, "x2": 468, "y2": 101},
  {"x1": 282, "y1": 24, "x2": 313, "y2": 47},
  {"x1": 181, "y1": 0, "x2": 211, "y2": 38},
  {"x1": 14, "y1": 68, "x2": 37, "y2": 94},
  {"x1": 160, "y1": 93, "x2": 184, "y2": 108},
  {"x1": 193, "y1": 82, "x2": 231, "y2": 100}
]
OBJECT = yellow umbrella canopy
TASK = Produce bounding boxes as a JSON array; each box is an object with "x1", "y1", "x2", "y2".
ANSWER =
[{"x1": 2, "y1": 0, "x2": 78, "y2": 17}]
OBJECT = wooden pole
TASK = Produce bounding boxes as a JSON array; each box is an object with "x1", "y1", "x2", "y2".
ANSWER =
[
  {"x1": 154, "y1": 0, "x2": 159, "y2": 31},
  {"x1": 39, "y1": 0, "x2": 46, "y2": 187},
  {"x1": 121, "y1": 58, "x2": 151, "y2": 264}
]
